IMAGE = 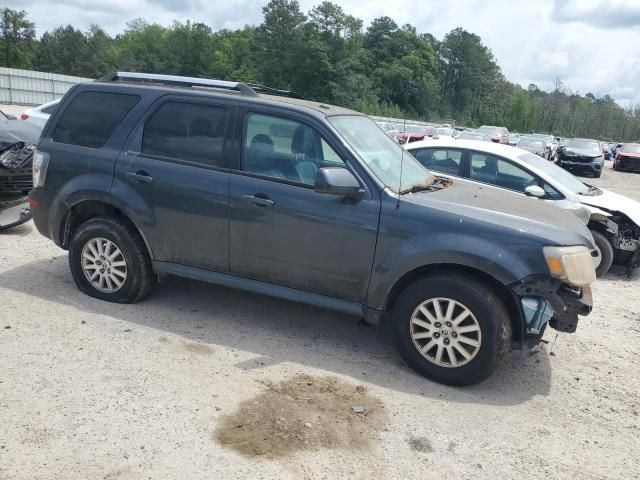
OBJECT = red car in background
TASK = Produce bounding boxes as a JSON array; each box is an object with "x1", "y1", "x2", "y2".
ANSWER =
[
  {"x1": 614, "y1": 143, "x2": 640, "y2": 172},
  {"x1": 395, "y1": 125, "x2": 428, "y2": 144},
  {"x1": 478, "y1": 125, "x2": 509, "y2": 144}
]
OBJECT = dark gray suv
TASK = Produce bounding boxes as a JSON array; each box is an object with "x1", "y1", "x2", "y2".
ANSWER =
[{"x1": 29, "y1": 72, "x2": 596, "y2": 386}]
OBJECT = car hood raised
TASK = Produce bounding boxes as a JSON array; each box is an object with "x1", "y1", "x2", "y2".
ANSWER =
[
  {"x1": 405, "y1": 179, "x2": 595, "y2": 248},
  {"x1": 579, "y1": 188, "x2": 640, "y2": 226}
]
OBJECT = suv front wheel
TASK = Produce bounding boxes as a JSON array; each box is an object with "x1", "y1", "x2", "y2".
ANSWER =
[
  {"x1": 69, "y1": 216, "x2": 154, "y2": 303},
  {"x1": 392, "y1": 273, "x2": 512, "y2": 386}
]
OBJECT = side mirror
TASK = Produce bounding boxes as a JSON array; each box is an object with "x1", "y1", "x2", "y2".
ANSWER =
[
  {"x1": 525, "y1": 185, "x2": 546, "y2": 198},
  {"x1": 314, "y1": 167, "x2": 363, "y2": 198},
  {"x1": 5, "y1": 114, "x2": 16, "y2": 120}
]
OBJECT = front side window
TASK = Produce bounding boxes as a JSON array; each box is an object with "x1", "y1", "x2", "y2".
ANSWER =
[
  {"x1": 542, "y1": 182, "x2": 563, "y2": 199},
  {"x1": 52, "y1": 91, "x2": 139, "y2": 148},
  {"x1": 242, "y1": 113, "x2": 345, "y2": 185},
  {"x1": 411, "y1": 148, "x2": 463, "y2": 176},
  {"x1": 470, "y1": 153, "x2": 537, "y2": 193},
  {"x1": 142, "y1": 101, "x2": 228, "y2": 166}
]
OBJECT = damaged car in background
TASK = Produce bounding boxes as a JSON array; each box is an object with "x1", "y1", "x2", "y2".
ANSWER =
[
  {"x1": 0, "y1": 117, "x2": 40, "y2": 230},
  {"x1": 405, "y1": 138, "x2": 640, "y2": 277}
]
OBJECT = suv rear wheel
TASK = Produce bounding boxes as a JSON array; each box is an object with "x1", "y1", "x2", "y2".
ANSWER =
[
  {"x1": 392, "y1": 273, "x2": 512, "y2": 386},
  {"x1": 69, "y1": 216, "x2": 153, "y2": 303}
]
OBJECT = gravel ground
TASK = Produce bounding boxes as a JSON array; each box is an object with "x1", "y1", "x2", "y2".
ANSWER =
[{"x1": 1, "y1": 161, "x2": 639, "y2": 480}]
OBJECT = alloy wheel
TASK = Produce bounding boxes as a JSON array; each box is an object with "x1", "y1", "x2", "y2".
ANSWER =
[
  {"x1": 81, "y1": 237, "x2": 127, "y2": 293},
  {"x1": 410, "y1": 297, "x2": 482, "y2": 368}
]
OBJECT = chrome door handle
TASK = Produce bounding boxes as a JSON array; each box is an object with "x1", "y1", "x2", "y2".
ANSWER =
[
  {"x1": 126, "y1": 171, "x2": 154, "y2": 183},
  {"x1": 241, "y1": 194, "x2": 274, "y2": 207}
]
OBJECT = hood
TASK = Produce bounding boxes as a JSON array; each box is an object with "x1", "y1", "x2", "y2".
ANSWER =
[
  {"x1": 404, "y1": 179, "x2": 595, "y2": 248},
  {"x1": 519, "y1": 144, "x2": 544, "y2": 154},
  {"x1": 618, "y1": 151, "x2": 640, "y2": 158},
  {"x1": 579, "y1": 188, "x2": 640, "y2": 226},
  {"x1": 561, "y1": 147, "x2": 600, "y2": 158}
]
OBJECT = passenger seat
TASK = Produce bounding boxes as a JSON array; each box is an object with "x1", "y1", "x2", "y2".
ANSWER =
[{"x1": 291, "y1": 125, "x2": 319, "y2": 184}]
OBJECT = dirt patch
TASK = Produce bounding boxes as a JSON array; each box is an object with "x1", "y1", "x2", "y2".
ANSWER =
[
  {"x1": 182, "y1": 342, "x2": 214, "y2": 355},
  {"x1": 408, "y1": 436, "x2": 433, "y2": 453},
  {"x1": 214, "y1": 374, "x2": 387, "y2": 458}
]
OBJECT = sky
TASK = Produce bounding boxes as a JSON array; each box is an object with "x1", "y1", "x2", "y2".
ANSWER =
[{"x1": 8, "y1": 0, "x2": 640, "y2": 105}]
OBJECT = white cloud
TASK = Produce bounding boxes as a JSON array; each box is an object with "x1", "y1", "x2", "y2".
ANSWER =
[{"x1": 7, "y1": 0, "x2": 640, "y2": 104}]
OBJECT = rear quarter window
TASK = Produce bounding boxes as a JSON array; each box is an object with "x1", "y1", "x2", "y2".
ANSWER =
[{"x1": 51, "y1": 91, "x2": 139, "y2": 148}]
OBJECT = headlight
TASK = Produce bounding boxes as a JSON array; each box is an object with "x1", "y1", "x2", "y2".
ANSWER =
[
  {"x1": 543, "y1": 245, "x2": 596, "y2": 286},
  {"x1": 32, "y1": 149, "x2": 50, "y2": 188}
]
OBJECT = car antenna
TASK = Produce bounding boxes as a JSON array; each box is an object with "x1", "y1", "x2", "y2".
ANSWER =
[{"x1": 396, "y1": 116, "x2": 407, "y2": 209}]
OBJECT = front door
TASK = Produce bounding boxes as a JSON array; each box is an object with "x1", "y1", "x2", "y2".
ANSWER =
[
  {"x1": 113, "y1": 97, "x2": 234, "y2": 272},
  {"x1": 228, "y1": 110, "x2": 380, "y2": 302}
]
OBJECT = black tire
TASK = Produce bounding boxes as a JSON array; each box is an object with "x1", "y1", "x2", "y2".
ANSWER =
[
  {"x1": 591, "y1": 229, "x2": 614, "y2": 277},
  {"x1": 391, "y1": 273, "x2": 512, "y2": 386},
  {"x1": 69, "y1": 216, "x2": 154, "y2": 303}
]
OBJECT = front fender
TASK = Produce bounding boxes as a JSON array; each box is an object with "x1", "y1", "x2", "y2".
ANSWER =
[{"x1": 366, "y1": 232, "x2": 541, "y2": 310}]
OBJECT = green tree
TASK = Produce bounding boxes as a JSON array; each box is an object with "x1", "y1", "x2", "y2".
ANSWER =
[
  {"x1": 259, "y1": 0, "x2": 307, "y2": 87},
  {"x1": 0, "y1": 8, "x2": 36, "y2": 68},
  {"x1": 33, "y1": 26, "x2": 87, "y2": 76}
]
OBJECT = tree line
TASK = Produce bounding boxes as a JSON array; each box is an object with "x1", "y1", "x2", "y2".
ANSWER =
[{"x1": 1, "y1": 2, "x2": 639, "y2": 141}]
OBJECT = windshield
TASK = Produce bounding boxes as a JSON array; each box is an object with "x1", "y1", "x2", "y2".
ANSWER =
[
  {"x1": 404, "y1": 125, "x2": 425, "y2": 134},
  {"x1": 478, "y1": 126, "x2": 501, "y2": 136},
  {"x1": 620, "y1": 144, "x2": 640, "y2": 154},
  {"x1": 565, "y1": 139, "x2": 600, "y2": 153},
  {"x1": 519, "y1": 139, "x2": 545, "y2": 148},
  {"x1": 435, "y1": 127, "x2": 454, "y2": 136},
  {"x1": 460, "y1": 132, "x2": 483, "y2": 140},
  {"x1": 518, "y1": 152, "x2": 589, "y2": 194},
  {"x1": 330, "y1": 116, "x2": 435, "y2": 193}
]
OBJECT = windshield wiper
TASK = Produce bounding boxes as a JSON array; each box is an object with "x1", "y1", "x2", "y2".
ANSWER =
[{"x1": 400, "y1": 184, "x2": 442, "y2": 194}]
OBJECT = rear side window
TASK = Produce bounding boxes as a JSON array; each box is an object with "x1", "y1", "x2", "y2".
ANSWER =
[
  {"x1": 141, "y1": 101, "x2": 228, "y2": 167},
  {"x1": 52, "y1": 92, "x2": 139, "y2": 148},
  {"x1": 51, "y1": 92, "x2": 140, "y2": 148}
]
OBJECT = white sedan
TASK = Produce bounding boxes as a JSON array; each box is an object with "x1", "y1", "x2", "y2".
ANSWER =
[
  {"x1": 20, "y1": 99, "x2": 60, "y2": 129},
  {"x1": 406, "y1": 138, "x2": 640, "y2": 277}
]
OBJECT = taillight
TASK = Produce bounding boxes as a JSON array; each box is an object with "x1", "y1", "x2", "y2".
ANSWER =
[
  {"x1": 32, "y1": 149, "x2": 50, "y2": 187},
  {"x1": 20, "y1": 113, "x2": 28, "y2": 120}
]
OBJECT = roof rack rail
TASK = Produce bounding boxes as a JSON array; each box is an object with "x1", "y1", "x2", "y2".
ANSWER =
[
  {"x1": 97, "y1": 72, "x2": 258, "y2": 97},
  {"x1": 245, "y1": 83, "x2": 304, "y2": 100}
]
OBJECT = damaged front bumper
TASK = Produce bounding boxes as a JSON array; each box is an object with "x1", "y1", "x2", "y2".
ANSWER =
[
  {"x1": 510, "y1": 275, "x2": 593, "y2": 347},
  {"x1": 0, "y1": 193, "x2": 31, "y2": 231}
]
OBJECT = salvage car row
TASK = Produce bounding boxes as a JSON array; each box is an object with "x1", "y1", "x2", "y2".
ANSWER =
[{"x1": 1, "y1": 73, "x2": 638, "y2": 388}]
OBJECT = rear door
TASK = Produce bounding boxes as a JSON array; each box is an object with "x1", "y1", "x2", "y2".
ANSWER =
[
  {"x1": 227, "y1": 108, "x2": 380, "y2": 302},
  {"x1": 113, "y1": 96, "x2": 235, "y2": 272}
]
